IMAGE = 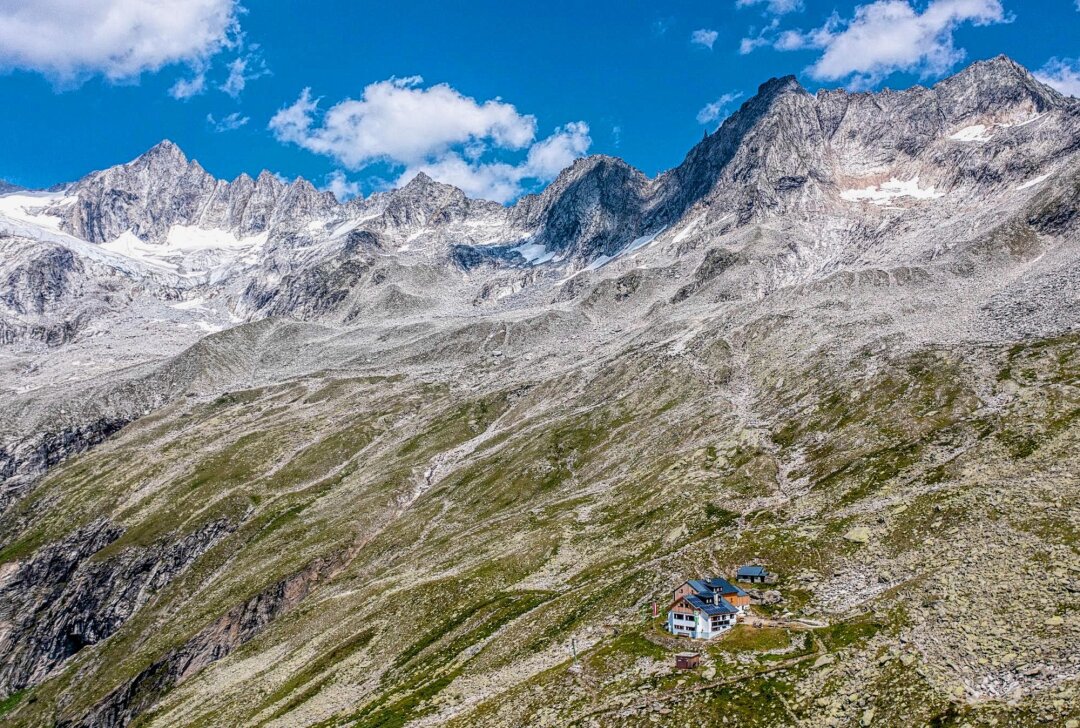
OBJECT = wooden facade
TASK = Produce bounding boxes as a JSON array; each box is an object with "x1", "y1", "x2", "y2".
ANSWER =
[{"x1": 724, "y1": 592, "x2": 751, "y2": 609}]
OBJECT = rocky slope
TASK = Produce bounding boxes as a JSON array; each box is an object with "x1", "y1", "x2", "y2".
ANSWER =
[{"x1": 0, "y1": 56, "x2": 1077, "y2": 727}]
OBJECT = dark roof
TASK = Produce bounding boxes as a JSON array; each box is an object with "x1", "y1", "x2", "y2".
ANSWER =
[
  {"x1": 705, "y1": 577, "x2": 748, "y2": 597},
  {"x1": 736, "y1": 565, "x2": 767, "y2": 577},
  {"x1": 685, "y1": 594, "x2": 739, "y2": 616},
  {"x1": 687, "y1": 579, "x2": 712, "y2": 594}
]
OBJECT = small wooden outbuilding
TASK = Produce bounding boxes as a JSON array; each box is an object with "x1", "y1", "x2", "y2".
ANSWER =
[
  {"x1": 675, "y1": 652, "x2": 701, "y2": 669},
  {"x1": 736, "y1": 565, "x2": 769, "y2": 584}
]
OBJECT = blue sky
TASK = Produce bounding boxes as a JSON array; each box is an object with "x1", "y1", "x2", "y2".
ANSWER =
[{"x1": 0, "y1": 0, "x2": 1076, "y2": 201}]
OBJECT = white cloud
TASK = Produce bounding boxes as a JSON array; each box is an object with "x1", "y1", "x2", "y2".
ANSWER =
[
  {"x1": 170, "y1": 72, "x2": 208, "y2": 100},
  {"x1": 739, "y1": 18, "x2": 781, "y2": 54},
  {"x1": 222, "y1": 57, "x2": 249, "y2": 97},
  {"x1": 742, "y1": 0, "x2": 1008, "y2": 88},
  {"x1": 808, "y1": 0, "x2": 1008, "y2": 85},
  {"x1": 270, "y1": 77, "x2": 536, "y2": 168},
  {"x1": 736, "y1": 0, "x2": 804, "y2": 15},
  {"x1": 322, "y1": 171, "x2": 362, "y2": 201},
  {"x1": 523, "y1": 122, "x2": 592, "y2": 178},
  {"x1": 0, "y1": 0, "x2": 240, "y2": 85},
  {"x1": 270, "y1": 77, "x2": 591, "y2": 203},
  {"x1": 691, "y1": 29, "x2": 720, "y2": 49},
  {"x1": 398, "y1": 122, "x2": 591, "y2": 202},
  {"x1": 697, "y1": 92, "x2": 744, "y2": 124},
  {"x1": 1036, "y1": 57, "x2": 1080, "y2": 97},
  {"x1": 207, "y1": 111, "x2": 249, "y2": 132},
  {"x1": 220, "y1": 49, "x2": 269, "y2": 98},
  {"x1": 774, "y1": 29, "x2": 809, "y2": 50}
]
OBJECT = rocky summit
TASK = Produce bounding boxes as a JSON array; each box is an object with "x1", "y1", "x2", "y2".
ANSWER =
[{"x1": 0, "y1": 56, "x2": 1078, "y2": 727}]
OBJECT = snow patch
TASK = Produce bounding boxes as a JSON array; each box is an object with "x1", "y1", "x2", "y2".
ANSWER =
[
  {"x1": 1015, "y1": 173, "x2": 1052, "y2": 191},
  {"x1": 329, "y1": 214, "x2": 380, "y2": 239},
  {"x1": 0, "y1": 215, "x2": 154, "y2": 279},
  {"x1": 169, "y1": 297, "x2": 211, "y2": 312},
  {"x1": 511, "y1": 241, "x2": 556, "y2": 265},
  {"x1": 949, "y1": 125, "x2": 992, "y2": 142},
  {"x1": 672, "y1": 215, "x2": 706, "y2": 245},
  {"x1": 841, "y1": 177, "x2": 944, "y2": 205},
  {"x1": 949, "y1": 114, "x2": 1046, "y2": 143},
  {"x1": 624, "y1": 226, "x2": 668, "y2": 255},
  {"x1": 1009, "y1": 113, "x2": 1045, "y2": 128},
  {"x1": 584, "y1": 254, "x2": 613, "y2": 272}
]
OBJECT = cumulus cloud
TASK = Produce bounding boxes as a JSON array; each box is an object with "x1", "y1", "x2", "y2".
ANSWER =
[
  {"x1": 1036, "y1": 57, "x2": 1080, "y2": 97},
  {"x1": 270, "y1": 77, "x2": 591, "y2": 203},
  {"x1": 0, "y1": 0, "x2": 240, "y2": 85},
  {"x1": 697, "y1": 92, "x2": 744, "y2": 124},
  {"x1": 398, "y1": 122, "x2": 591, "y2": 201},
  {"x1": 220, "y1": 48, "x2": 269, "y2": 98},
  {"x1": 322, "y1": 171, "x2": 362, "y2": 201},
  {"x1": 691, "y1": 28, "x2": 720, "y2": 49},
  {"x1": 170, "y1": 72, "x2": 208, "y2": 100},
  {"x1": 207, "y1": 111, "x2": 249, "y2": 132},
  {"x1": 736, "y1": 0, "x2": 804, "y2": 15},
  {"x1": 808, "y1": 0, "x2": 1008, "y2": 85},
  {"x1": 741, "y1": 0, "x2": 1008, "y2": 88}
]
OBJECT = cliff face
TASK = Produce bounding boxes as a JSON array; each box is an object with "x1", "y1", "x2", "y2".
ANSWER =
[
  {"x1": 0, "y1": 418, "x2": 130, "y2": 511},
  {"x1": 0, "y1": 517, "x2": 235, "y2": 695}
]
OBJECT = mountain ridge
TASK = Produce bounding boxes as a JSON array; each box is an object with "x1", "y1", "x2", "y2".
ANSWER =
[{"x1": 0, "y1": 56, "x2": 1078, "y2": 726}]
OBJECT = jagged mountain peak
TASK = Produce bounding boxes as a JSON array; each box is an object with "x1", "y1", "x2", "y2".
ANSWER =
[
  {"x1": 393, "y1": 171, "x2": 473, "y2": 203},
  {"x1": 950, "y1": 53, "x2": 1034, "y2": 82},
  {"x1": 142, "y1": 138, "x2": 186, "y2": 159},
  {"x1": 255, "y1": 169, "x2": 284, "y2": 186},
  {"x1": 117, "y1": 138, "x2": 203, "y2": 179},
  {"x1": 124, "y1": 139, "x2": 200, "y2": 176},
  {"x1": 933, "y1": 54, "x2": 1067, "y2": 119},
  {"x1": 403, "y1": 170, "x2": 437, "y2": 188},
  {"x1": 10, "y1": 57, "x2": 1075, "y2": 287},
  {"x1": 754, "y1": 74, "x2": 808, "y2": 100},
  {"x1": 531, "y1": 154, "x2": 647, "y2": 203}
]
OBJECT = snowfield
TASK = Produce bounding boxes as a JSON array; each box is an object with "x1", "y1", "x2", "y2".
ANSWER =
[
  {"x1": 100, "y1": 226, "x2": 269, "y2": 282},
  {"x1": 841, "y1": 177, "x2": 945, "y2": 204}
]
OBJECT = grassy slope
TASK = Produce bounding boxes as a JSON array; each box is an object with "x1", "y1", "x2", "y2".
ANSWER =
[{"x1": 1, "y1": 330, "x2": 1078, "y2": 727}]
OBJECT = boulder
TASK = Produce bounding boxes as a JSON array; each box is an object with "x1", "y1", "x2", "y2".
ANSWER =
[{"x1": 845, "y1": 527, "x2": 872, "y2": 543}]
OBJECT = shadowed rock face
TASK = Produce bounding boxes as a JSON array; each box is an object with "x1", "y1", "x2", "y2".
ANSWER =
[
  {"x1": 0, "y1": 57, "x2": 1078, "y2": 728},
  {"x1": 0, "y1": 418, "x2": 130, "y2": 511},
  {"x1": 0, "y1": 517, "x2": 235, "y2": 696}
]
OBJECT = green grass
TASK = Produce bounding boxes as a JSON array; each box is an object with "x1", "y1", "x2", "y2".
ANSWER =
[
  {"x1": 341, "y1": 590, "x2": 552, "y2": 728},
  {"x1": 713, "y1": 625, "x2": 791, "y2": 653},
  {"x1": 257, "y1": 629, "x2": 375, "y2": 718},
  {"x1": 817, "y1": 617, "x2": 883, "y2": 651},
  {"x1": 0, "y1": 690, "x2": 26, "y2": 719}
]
